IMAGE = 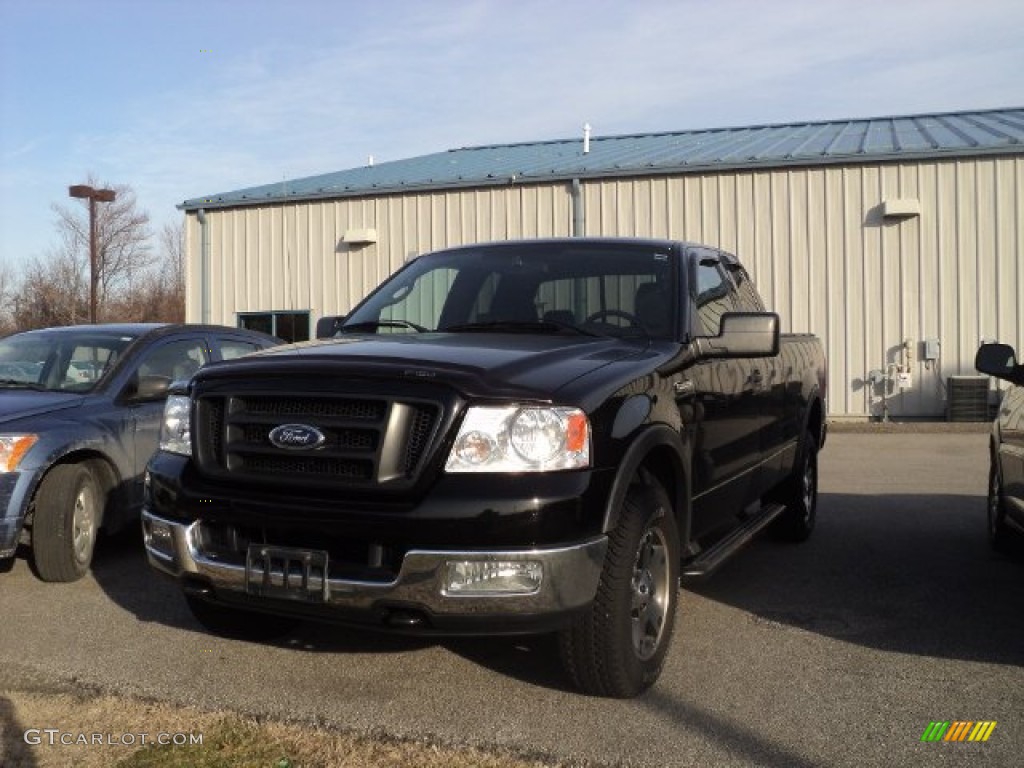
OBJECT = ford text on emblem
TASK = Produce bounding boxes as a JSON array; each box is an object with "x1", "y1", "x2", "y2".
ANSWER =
[{"x1": 268, "y1": 424, "x2": 327, "y2": 450}]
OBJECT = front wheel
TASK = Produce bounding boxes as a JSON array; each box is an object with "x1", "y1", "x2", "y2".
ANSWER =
[
  {"x1": 31, "y1": 463, "x2": 102, "y2": 582},
  {"x1": 185, "y1": 595, "x2": 298, "y2": 642},
  {"x1": 559, "y1": 477, "x2": 679, "y2": 697},
  {"x1": 987, "y1": 460, "x2": 1014, "y2": 553}
]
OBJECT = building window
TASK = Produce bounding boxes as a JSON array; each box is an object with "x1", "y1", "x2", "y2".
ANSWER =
[{"x1": 238, "y1": 311, "x2": 310, "y2": 343}]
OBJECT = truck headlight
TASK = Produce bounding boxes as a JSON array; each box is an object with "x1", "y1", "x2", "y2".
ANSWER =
[
  {"x1": 0, "y1": 435, "x2": 38, "y2": 472},
  {"x1": 159, "y1": 395, "x2": 192, "y2": 457},
  {"x1": 445, "y1": 406, "x2": 590, "y2": 473}
]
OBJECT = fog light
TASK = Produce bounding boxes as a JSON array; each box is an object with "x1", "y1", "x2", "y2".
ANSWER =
[
  {"x1": 144, "y1": 518, "x2": 175, "y2": 560},
  {"x1": 444, "y1": 560, "x2": 543, "y2": 596}
]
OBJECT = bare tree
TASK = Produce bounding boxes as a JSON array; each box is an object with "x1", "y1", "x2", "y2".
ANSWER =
[
  {"x1": 51, "y1": 176, "x2": 153, "y2": 321},
  {"x1": 5, "y1": 181, "x2": 183, "y2": 333},
  {"x1": 0, "y1": 260, "x2": 15, "y2": 334},
  {"x1": 158, "y1": 220, "x2": 186, "y2": 296},
  {"x1": 11, "y1": 248, "x2": 87, "y2": 330},
  {"x1": 105, "y1": 219, "x2": 186, "y2": 323}
]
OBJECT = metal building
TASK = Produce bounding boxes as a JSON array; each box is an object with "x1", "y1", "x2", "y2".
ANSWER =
[{"x1": 179, "y1": 107, "x2": 1024, "y2": 420}]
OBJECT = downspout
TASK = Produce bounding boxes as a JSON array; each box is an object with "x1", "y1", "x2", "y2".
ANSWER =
[
  {"x1": 571, "y1": 178, "x2": 584, "y2": 237},
  {"x1": 196, "y1": 208, "x2": 211, "y2": 324}
]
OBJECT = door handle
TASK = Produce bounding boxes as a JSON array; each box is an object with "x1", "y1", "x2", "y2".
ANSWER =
[{"x1": 674, "y1": 379, "x2": 696, "y2": 397}]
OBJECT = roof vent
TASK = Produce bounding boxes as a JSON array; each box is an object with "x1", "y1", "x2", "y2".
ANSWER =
[{"x1": 583, "y1": 123, "x2": 591, "y2": 154}]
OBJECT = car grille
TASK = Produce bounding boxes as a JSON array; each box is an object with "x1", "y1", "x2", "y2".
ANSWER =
[{"x1": 194, "y1": 393, "x2": 441, "y2": 489}]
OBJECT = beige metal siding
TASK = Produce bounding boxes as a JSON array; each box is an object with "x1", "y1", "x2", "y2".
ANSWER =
[
  {"x1": 186, "y1": 155, "x2": 1023, "y2": 419},
  {"x1": 582, "y1": 156, "x2": 1024, "y2": 419}
]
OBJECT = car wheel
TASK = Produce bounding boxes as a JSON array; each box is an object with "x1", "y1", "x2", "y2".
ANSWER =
[
  {"x1": 769, "y1": 429, "x2": 819, "y2": 542},
  {"x1": 559, "y1": 477, "x2": 679, "y2": 697},
  {"x1": 31, "y1": 463, "x2": 102, "y2": 582},
  {"x1": 185, "y1": 595, "x2": 299, "y2": 641},
  {"x1": 987, "y1": 459, "x2": 1014, "y2": 553}
]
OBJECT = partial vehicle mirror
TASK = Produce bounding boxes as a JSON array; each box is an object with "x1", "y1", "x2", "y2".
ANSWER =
[
  {"x1": 696, "y1": 312, "x2": 780, "y2": 359},
  {"x1": 129, "y1": 374, "x2": 173, "y2": 402},
  {"x1": 975, "y1": 342, "x2": 1024, "y2": 385},
  {"x1": 315, "y1": 315, "x2": 347, "y2": 339}
]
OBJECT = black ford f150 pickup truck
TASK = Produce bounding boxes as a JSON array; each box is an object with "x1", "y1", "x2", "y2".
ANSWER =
[{"x1": 143, "y1": 238, "x2": 826, "y2": 697}]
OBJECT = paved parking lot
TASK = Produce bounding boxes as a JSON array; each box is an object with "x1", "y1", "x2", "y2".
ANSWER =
[{"x1": 1, "y1": 430, "x2": 1022, "y2": 767}]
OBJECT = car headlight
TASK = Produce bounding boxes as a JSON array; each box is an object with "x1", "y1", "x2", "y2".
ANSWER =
[
  {"x1": 159, "y1": 395, "x2": 192, "y2": 457},
  {"x1": 445, "y1": 406, "x2": 590, "y2": 473},
  {"x1": 0, "y1": 435, "x2": 39, "y2": 472}
]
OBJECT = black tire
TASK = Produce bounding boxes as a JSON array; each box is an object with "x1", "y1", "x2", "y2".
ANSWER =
[
  {"x1": 31, "y1": 463, "x2": 102, "y2": 582},
  {"x1": 185, "y1": 595, "x2": 298, "y2": 641},
  {"x1": 559, "y1": 477, "x2": 679, "y2": 698},
  {"x1": 987, "y1": 459, "x2": 1014, "y2": 554},
  {"x1": 769, "y1": 430, "x2": 819, "y2": 542}
]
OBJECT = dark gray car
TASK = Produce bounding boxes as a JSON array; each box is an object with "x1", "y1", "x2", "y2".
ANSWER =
[
  {"x1": 975, "y1": 342, "x2": 1024, "y2": 552},
  {"x1": 0, "y1": 323, "x2": 279, "y2": 581}
]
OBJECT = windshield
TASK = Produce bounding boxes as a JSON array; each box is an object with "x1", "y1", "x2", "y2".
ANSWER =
[
  {"x1": 0, "y1": 329, "x2": 138, "y2": 393},
  {"x1": 343, "y1": 242, "x2": 677, "y2": 340}
]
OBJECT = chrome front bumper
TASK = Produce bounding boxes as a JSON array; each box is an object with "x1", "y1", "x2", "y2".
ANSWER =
[{"x1": 142, "y1": 510, "x2": 607, "y2": 618}]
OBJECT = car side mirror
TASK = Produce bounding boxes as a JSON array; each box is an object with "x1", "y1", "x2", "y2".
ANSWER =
[
  {"x1": 127, "y1": 374, "x2": 172, "y2": 402},
  {"x1": 975, "y1": 342, "x2": 1024, "y2": 385},
  {"x1": 316, "y1": 314, "x2": 347, "y2": 338},
  {"x1": 696, "y1": 312, "x2": 780, "y2": 359}
]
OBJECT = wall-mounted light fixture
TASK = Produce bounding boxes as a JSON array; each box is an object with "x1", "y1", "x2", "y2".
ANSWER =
[
  {"x1": 342, "y1": 228, "x2": 378, "y2": 245},
  {"x1": 881, "y1": 199, "x2": 921, "y2": 218}
]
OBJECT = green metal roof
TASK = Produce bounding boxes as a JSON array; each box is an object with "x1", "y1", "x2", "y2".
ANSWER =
[{"x1": 180, "y1": 107, "x2": 1024, "y2": 211}]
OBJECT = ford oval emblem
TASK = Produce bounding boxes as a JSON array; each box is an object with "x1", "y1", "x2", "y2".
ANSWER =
[{"x1": 268, "y1": 423, "x2": 327, "y2": 450}]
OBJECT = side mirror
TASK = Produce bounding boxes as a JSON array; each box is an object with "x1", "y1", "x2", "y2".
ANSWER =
[
  {"x1": 127, "y1": 374, "x2": 172, "y2": 402},
  {"x1": 696, "y1": 312, "x2": 780, "y2": 359},
  {"x1": 975, "y1": 342, "x2": 1024, "y2": 385},
  {"x1": 315, "y1": 314, "x2": 347, "y2": 339}
]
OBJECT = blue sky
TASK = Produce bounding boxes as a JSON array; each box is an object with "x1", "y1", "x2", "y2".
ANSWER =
[{"x1": 2, "y1": 0, "x2": 1022, "y2": 273}]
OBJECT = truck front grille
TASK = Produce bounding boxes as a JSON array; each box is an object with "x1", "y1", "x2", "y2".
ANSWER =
[{"x1": 195, "y1": 393, "x2": 441, "y2": 489}]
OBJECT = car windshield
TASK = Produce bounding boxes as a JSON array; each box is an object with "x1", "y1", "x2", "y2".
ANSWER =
[
  {"x1": 342, "y1": 242, "x2": 677, "y2": 340},
  {"x1": 0, "y1": 329, "x2": 138, "y2": 393}
]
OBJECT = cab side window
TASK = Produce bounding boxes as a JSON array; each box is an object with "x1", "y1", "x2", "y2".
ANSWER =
[
  {"x1": 729, "y1": 265, "x2": 765, "y2": 312},
  {"x1": 218, "y1": 339, "x2": 263, "y2": 361},
  {"x1": 137, "y1": 339, "x2": 209, "y2": 382},
  {"x1": 693, "y1": 261, "x2": 736, "y2": 336}
]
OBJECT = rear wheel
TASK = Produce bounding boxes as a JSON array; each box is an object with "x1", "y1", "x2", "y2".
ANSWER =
[
  {"x1": 559, "y1": 477, "x2": 679, "y2": 697},
  {"x1": 769, "y1": 430, "x2": 818, "y2": 542},
  {"x1": 32, "y1": 463, "x2": 102, "y2": 582},
  {"x1": 185, "y1": 595, "x2": 298, "y2": 641}
]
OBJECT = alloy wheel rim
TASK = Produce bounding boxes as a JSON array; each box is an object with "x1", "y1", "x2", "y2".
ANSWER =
[
  {"x1": 72, "y1": 486, "x2": 95, "y2": 563},
  {"x1": 802, "y1": 456, "x2": 816, "y2": 524},
  {"x1": 631, "y1": 525, "x2": 670, "y2": 661},
  {"x1": 989, "y1": 469, "x2": 1001, "y2": 538}
]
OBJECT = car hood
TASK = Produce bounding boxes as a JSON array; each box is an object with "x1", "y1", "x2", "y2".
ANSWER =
[
  {"x1": 0, "y1": 390, "x2": 84, "y2": 426},
  {"x1": 198, "y1": 333, "x2": 655, "y2": 400}
]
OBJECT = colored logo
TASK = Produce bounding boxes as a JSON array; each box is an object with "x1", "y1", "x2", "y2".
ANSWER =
[
  {"x1": 921, "y1": 721, "x2": 996, "y2": 742},
  {"x1": 268, "y1": 424, "x2": 326, "y2": 450}
]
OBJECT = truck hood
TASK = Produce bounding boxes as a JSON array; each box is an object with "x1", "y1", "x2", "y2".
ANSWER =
[
  {"x1": 0, "y1": 390, "x2": 84, "y2": 426},
  {"x1": 202, "y1": 333, "x2": 655, "y2": 399}
]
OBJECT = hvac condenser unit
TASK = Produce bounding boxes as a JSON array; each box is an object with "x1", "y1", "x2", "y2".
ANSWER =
[{"x1": 946, "y1": 376, "x2": 991, "y2": 422}]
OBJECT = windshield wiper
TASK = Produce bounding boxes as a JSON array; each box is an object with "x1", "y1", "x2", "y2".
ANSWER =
[
  {"x1": 0, "y1": 379, "x2": 47, "y2": 390},
  {"x1": 441, "y1": 320, "x2": 599, "y2": 337},
  {"x1": 340, "y1": 320, "x2": 429, "y2": 334}
]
